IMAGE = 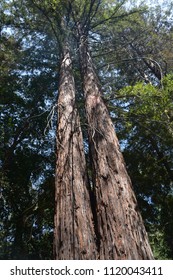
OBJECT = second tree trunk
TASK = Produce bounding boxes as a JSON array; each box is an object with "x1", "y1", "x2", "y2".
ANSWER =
[{"x1": 79, "y1": 35, "x2": 154, "y2": 260}]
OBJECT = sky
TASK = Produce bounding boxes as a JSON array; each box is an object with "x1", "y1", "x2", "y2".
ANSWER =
[{"x1": 127, "y1": 0, "x2": 167, "y2": 7}]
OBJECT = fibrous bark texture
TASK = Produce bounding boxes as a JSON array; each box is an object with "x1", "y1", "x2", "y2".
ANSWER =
[
  {"x1": 79, "y1": 36, "x2": 154, "y2": 260},
  {"x1": 54, "y1": 43, "x2": 97, "y2": 260}
]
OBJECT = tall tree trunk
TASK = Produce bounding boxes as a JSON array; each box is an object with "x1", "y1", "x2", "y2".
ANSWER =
[
  {"x1": 79, "y1": 35, "x2": 154, "y2": 260},
  {"x1": 54, "y1": 42, "x2": 97, "y2": 259}
]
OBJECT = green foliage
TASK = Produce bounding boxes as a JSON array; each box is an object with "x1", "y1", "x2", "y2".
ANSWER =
[
  {"x1": 113, "y1": 75, "x2": 173, "y2": 259},
  {"x1": 0, "y1": 1, "x2": 58, "y2": 258}
]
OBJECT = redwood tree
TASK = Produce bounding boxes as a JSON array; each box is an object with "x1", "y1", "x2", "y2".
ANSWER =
[
  {"x1": 78, "y1": 33, "x2": 153, "y2": 259},
  {"x1": 53, "y1": 0, "x2": 154, "y2": 260},
  {"x1": 54, "y1": 38, "x2": 97, "y2": 259}
]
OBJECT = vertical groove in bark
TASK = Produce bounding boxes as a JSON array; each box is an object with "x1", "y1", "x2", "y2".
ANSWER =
[
  {"x1": 79, "y1": 35, "x2": 154, "y2": 260},
  {"x1": 54, "y1": 42, "x2": 97, "y2": 260}
]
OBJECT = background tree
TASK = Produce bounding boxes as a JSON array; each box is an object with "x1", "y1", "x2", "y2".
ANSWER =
[
  {"x1": 114, "y1": 75, "x2": 173, "y2": 259},
  {"x1": 0, "y1": 0, "x2": 58, "y2": 259}
]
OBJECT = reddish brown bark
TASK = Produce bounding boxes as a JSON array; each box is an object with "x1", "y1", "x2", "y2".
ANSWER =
[
  {"x1": 79, "y1": 35, "x2": 154, "y2": 260},
  {"x1": 53, "y1": 43, "x2": 97, "y2": 259}
]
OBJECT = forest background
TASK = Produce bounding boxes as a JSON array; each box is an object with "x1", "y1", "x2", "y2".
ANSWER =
[{"x1": 0, "y1": 0, "x2": 173, "y2": 259}]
